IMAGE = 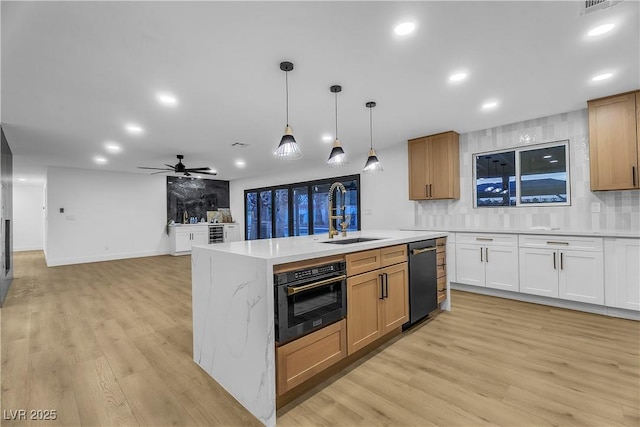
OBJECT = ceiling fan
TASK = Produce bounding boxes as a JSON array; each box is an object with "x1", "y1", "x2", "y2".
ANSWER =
[{"x1": 137, "y1": 154, "x2": 217, "y2": 176}]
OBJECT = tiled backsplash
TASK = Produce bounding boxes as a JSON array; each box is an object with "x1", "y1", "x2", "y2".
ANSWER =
[{"x1": 415, "y1": 109, "x2": 640, "y2": 232}]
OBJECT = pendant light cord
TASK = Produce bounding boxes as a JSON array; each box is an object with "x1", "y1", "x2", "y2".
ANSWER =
[
  {"x1": 285, "y1": 71, "x2": 289, "y2": 127},
  {"x1": 369, "y1": 107, "x2": 373, "y2": 150},
  {"x1": 334, "y1": 91, "x2": 338, "y2": 139}
]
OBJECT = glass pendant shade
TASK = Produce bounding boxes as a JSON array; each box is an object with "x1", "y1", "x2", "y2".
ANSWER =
[
  {"x1": 275, "y1": 126, "x2": 302, "y2": 159},
  {"x1": 363, "y1": 148, "x2": 383, "y2": 172},
  {"x1": 327, "y1": 138, "x2": 346, "y2": 166}
]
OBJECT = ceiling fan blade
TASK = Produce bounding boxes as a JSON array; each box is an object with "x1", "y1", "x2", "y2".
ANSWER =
[
  {"x1": 150, "y1": 171, "x2": 170, "y2": 175},
  {"x1": 138, "y1": 166, "x2": 173, "y2": 171},
  {"x1": 197, "y1": 171, "x2": 218, "y2": 176},
  {"x1": 164, "y1": 164, "x2": 176, "y2": 168},
  {"x1": 184, "y1": 172, "x2": 191, "y2": 177}
]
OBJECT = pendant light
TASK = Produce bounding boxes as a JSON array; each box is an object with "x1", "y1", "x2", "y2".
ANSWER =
[
  {"x1": 275, "y1": 61, "x2": 302, "y2": 159},
  {"x1": 327, "y1": 85, "x2": 347, "y2": 166},
  {"x1": 363, "y1": 101, "x2": 383, "y2": 173}
]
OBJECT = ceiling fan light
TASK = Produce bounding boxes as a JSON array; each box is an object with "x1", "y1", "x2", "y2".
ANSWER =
[
  {"x1": 327, "y1": 139, "x2": 346, "y2": 166},
  {"x1": 363, "y1": 149, "x2": 383, "y2": 173},
  {"x1": 275, "y1": 126, "x2": 303, "y2": 159}
]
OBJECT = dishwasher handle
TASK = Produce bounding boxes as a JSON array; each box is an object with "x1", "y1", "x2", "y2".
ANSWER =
[{"x1": 411, "y1": 247, "x2": 437, "y2": 256}]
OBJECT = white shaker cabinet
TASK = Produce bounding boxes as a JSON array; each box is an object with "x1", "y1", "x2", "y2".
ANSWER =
[
  {"x1": 455, "y1": 233, "x2": 519, "y2": 291},
  {"x1": 604, "y1": 238, "x2": 640, "y2": 311},
  {"x1": 170, "y1": 224, "x2": 209, "y2": 255},
  {"x1": 223, "y1": 223, "x2": 242, "y2": 242},
  {"x1": 519, "y1": 236, "x2": 604, "y2": 305}
]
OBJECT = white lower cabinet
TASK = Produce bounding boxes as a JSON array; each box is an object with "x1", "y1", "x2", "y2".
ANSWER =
[
  {"x1": 519, "y1": 235, "x2": 604, "y2": 305},
  {"x1": 605, "y1": 238, "x2": 640, "y2": 311},
  {"x1": 170, "y1": 225, "x2": 209, "y2": 255},
  {"x1": 455, "y1": 233, "x2": 519, "y2": 291},
  {"x1": 223, "y1": 223, "x2": 242, "y2": 242}
]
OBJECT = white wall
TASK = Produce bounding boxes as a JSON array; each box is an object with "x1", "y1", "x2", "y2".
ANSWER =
[
  {"x1": 415, "y1": 109, "x2": 640, "y2": 231},
  {"x1": 13, "y1": 183, "x2": 45, "y2": 251},
  {"x1": 45, "y1": 167, "x2": 170, "y2": 266},
  {"x1": 229, "y1": 143, "x2": 413, "y2": 239}
]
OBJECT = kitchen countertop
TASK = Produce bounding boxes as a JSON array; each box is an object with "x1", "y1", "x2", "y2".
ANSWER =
[
  {"x1": 169, "y1": 222, "x2": 236, "y2": 226},
  {"x1": 399, "y1": 226, "x2": 640, "y2": 239},
  {"x1": 192, "y1": 229, "x2": 448, "y2": 264}
]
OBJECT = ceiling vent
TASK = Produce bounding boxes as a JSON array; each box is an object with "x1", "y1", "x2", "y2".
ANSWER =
[
  {"x1": 231, "y1": 142, "x2": 249, "y2": 148},
  {"x1": 580, "y1": 0, "x2": 622, "y2": 14}
]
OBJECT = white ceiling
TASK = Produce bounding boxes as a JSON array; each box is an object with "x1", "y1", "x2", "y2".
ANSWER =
[{"x1": 2, "y1": 1, "x2": 639, "y2": 183}]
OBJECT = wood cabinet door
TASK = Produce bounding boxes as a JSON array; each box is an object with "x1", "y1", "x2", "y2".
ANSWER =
[
  {"x1": 455, "y1": 243, "x2": 486, "y2": 287},
  {"x1": 558, "y1": 250, "x2": 604, "y2": 305},
  {"x1": 588, "y1": 92, "x2": 639, "y2": 190},
  {"x1": 408, "y1": 137, "x2": 428, "y2": 200},
  {"x1": 347, "y1": 271, "x2": 383, "y2": 355},
  {"x1": 428, "y1": 132, "x2": 460, "y2": 199},
  {"x1": 484, "y1": 245, "x2": 519, "y2": 291},
  {"x1": 519, "y1": 248, "x2": 558, "y2": 298},
  {"x1": 380, "y1": 263, "x2": 409, "y2": 335}
]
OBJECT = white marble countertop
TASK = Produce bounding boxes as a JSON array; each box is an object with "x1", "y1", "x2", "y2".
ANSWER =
[
  {"x1": 192, "y1": 229, "x2": 447, "y2": 265},
  {"x1": 399, "y1": 226, "x2": 640, "y2": 239}
]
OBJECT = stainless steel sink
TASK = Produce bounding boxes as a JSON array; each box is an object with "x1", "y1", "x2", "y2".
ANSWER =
[{"x1": 321, "y1": 237, "x2": 382, "y2": 245}]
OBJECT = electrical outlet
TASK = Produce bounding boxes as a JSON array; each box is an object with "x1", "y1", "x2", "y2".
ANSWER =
[{"x1": 591, "y1": 202, "x2": 601, "y2": 213}]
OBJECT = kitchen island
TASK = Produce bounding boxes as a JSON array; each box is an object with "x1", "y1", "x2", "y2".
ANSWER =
[{"x1": 191, "y1": 230, "x2": 447, "y2": 427}]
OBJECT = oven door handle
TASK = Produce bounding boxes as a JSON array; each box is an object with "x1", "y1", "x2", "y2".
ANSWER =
[{"x1": 286, "y1": 274, "x2": 347, "y2": 296}]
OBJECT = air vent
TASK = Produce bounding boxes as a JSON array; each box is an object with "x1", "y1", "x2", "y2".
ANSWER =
[
  {"x1": 231, "y1": 142, "x2": 249, "y2": 148},
  {"x1": 580, "y1": 0, "x2": 622, "y2": 14}
]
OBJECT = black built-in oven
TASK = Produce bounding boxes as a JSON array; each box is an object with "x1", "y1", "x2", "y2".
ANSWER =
[{"x1": 274, "y1": 260, "x2": 347, "y2": 344}]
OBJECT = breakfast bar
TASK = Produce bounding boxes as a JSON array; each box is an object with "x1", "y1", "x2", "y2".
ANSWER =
[{"x1": 191, "y1": 230, "x2": 447, "y2": 426}]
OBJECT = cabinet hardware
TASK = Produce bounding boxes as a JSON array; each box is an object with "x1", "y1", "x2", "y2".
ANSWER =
[
  {"x1": 475, "y1": 237, "x2": 493, "y2": 241},
  {"x1": 553, "y1": 252, "x2": 557, "y2": 269},
  {"x1": 429, "y1": 184, "x2": 433, "y2": 198},
  {"x1": 379, "y1": 274, "x2": 384, "y2": 299},
  {"x1": 547, "y1": 241, "x2": 569, "y2": 246},
  {"x1": 425, "y1": 184, "x2": 429, "y2": 198},
  {"x1": 560, "y1": 252, "x2": 564, "y2": 270},
  {"x1": 485, "y1": 247, "x2": 489, "y2": 263},
  {"x1": 480, "y1": 247, "x2": 483, "y2": 262},
  {"x1": 412, "y1": 247, "x2": 436, "y2": 255},
  {"x1": 286, "y1": 274, "x2": 346, "y2": 296},
  {"x1": 383, "y1": 273, "x2": 389, "y2": 298},
  {"x1": 634, "y1": 166, "x2": 637, "y2": 187}
]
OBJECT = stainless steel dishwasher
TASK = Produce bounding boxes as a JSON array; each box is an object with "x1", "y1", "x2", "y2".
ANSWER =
[{"x1": 404, "y1": 239, "x2": 438, "y2": 328}]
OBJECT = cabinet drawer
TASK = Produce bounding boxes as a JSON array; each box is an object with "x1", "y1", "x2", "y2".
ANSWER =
[
  {"x1": 380, "y1": 245, "x2": 407, "y2": 267},
  {"x1": 437, "y1": 252, "x2": 446, "y2": 278},
  {"x1": 437, "y1": 289, "x2": 446, "y2": 304},
  {"x1": 436, "y1": 237, "x2": 447, "y2": 252},
  {"x1": 518, "y1": 235, "x2": 604, "y2": 252},
  {"x1": 437, "y1": 276, "x2": 446, "y2": 291},
  {"x1": 346, "y1": 249, "x2": 381, "y2": 276},
  {"x1": 276, "y1": 319, "x2": 346, "y2": 395},
  {"x1": 456, "y1": 233, "x2": 517, "y2": 246}
]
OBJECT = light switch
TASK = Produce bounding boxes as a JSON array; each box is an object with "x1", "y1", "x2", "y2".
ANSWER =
[
  {"x1": 591, "y1": 202, "x2": 601, "y2": 213},
  {"x1": 59, "y1": 208, "x2": 64, "y2": 213}
]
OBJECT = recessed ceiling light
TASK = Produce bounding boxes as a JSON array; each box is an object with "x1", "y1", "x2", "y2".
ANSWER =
[
  {"x1": 588, "y1": 23, "x2": 615, "y2": 37},
  {"x1": 18, "y1": 178, "x2": 27, "y2": 182},
  {"x1": 125, "y1": 123, "x2": 144, "y2": 134},
  {"x1": 449, "y1": 72, "x2": 468, "y2": 82},
  {"x1": 104, "y1": 142, "x2": 122, "y2": 153},
  {"x1": 94, "y1": 156, "x2": 108, "y2": 164},
  {"x1": 156, "y1": 92, "x2": 178, "y2": 107},
  {"x1": 482, "y1": 101, "x2": 498, "y2": 110},
  {"x1": 592, "y1": 73, "x2": 613, "y2": 81},
  {"x1": 394, "y1": 22, "x2": 415, "y2": 36},
  {"x1": 235, "y1": 159, "x2": 246, "y2": 168},
  {"x1": 322, "y1": 134, "x2": 333, "y2": 143}
]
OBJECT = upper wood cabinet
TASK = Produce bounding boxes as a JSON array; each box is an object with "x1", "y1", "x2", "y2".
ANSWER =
[
  {"x1": 408, "y1": 131, "x2": 460, "y2": 200},
  {"x1": 588, "y1": 90, "x2": 640, "y2": 191}
]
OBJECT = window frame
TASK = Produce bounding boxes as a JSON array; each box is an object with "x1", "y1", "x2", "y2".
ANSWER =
[
  {"x1": 244, "y1": 174, "x2": 361, "y2": 240},
  {"x1": 473, "y1": 139, "x2": 571, "y2": 208}
]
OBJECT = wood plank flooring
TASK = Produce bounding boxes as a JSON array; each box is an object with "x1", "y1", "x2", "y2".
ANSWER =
[{"x1": 2, "y1": 251, "x2": 639, "y2": 426}]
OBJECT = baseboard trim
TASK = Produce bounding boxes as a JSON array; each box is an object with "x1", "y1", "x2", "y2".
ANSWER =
[
  {"x1": 14, "y1": 246, "x2": 44, "y2": 252},
  {"x1": 45, "y1": 250, "x2": 171, "y2": 267},
  {"x1": 451, "y1": 283, "x2": 640, "y2": 321}
]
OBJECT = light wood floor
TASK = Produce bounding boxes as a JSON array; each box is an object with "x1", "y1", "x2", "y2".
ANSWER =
[{"x1": 2, "y1": 251, "x2": 639, "y2": 426}]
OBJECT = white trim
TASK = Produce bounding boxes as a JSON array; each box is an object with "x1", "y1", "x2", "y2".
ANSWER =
[
  {"x1": 14, "y1": 246, "x2": 44, "y2": 252},
  {"x1": 45, "y1": 249, "x2": 171, "y2": 267}
]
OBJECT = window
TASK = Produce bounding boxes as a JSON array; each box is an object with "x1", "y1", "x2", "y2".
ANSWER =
[
  {"x1": 474, "y1": 140, "x2": 570, "y2": 207},
  {"x1": 245, "y1": 174, "x2": 361, "y2": 240}
]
